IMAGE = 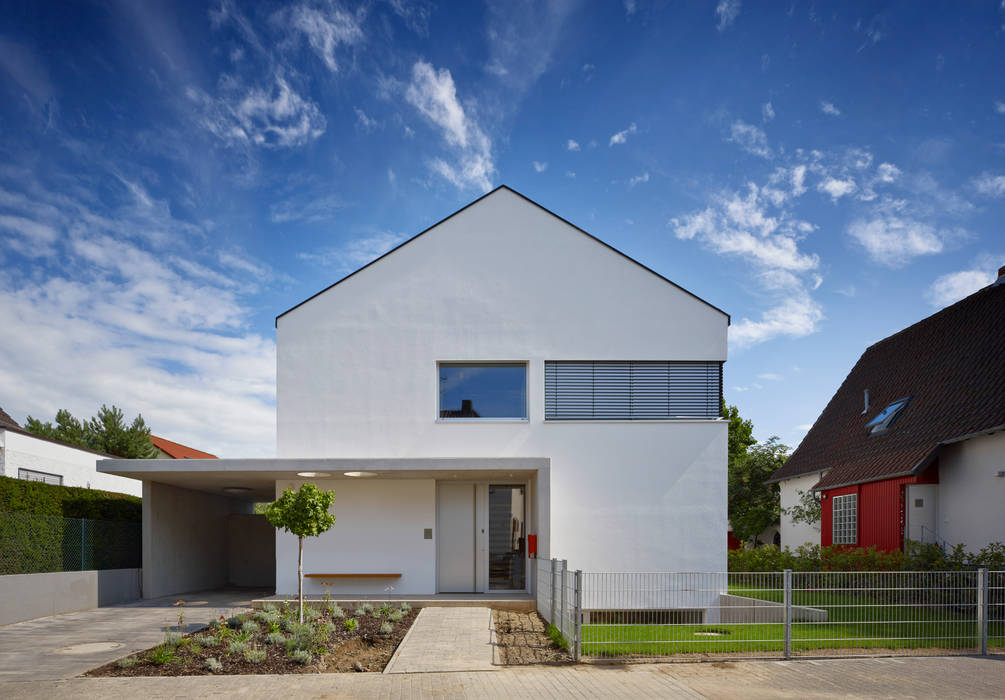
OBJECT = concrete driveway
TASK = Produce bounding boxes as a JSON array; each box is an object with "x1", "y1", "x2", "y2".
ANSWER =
[{"x1": 0, "y1": 588, "x2": 265, "y2": 682}]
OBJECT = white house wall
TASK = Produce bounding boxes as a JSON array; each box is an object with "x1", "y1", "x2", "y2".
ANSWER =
[
  {"x1": 778, "y1": 472, "x2": 824, "y2": 550},
  {"x1": 1, "y1": 429, "x2": 142, "y2": 497},
  {"x1": 937, "y1": 431, "x2": 1005, "y2": 551},
  {"x1": 276, "y1": 188, "x2": 729, "y2": 574}
]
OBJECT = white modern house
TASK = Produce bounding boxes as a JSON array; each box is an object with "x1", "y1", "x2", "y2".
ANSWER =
[{"x1": 101, "y1": 186, "x2": 730, "y2": 603}]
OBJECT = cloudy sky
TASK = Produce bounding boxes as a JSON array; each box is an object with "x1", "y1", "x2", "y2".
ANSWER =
[{"x1": 1, "y1": 1, "x2": 1002, "y2": 456}]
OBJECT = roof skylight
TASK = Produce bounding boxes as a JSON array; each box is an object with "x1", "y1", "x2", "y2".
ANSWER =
[{"x1": 865, "y1": 397, "x2": 910, "y2": 434}]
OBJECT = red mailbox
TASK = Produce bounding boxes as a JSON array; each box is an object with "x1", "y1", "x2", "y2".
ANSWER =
[{"x1": 527, "y1": 534, "x2": 537, "y2": 558}]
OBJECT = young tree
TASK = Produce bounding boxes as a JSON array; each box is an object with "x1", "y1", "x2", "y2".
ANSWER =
[
  {"x1": 728, "y1": 436, "x2": 788, "y2": 545},
  {"x1": 25, "y1": 404, "x2": 158, "y2": 458},
  {"x1": 783, "y1": 489, "x2": 822, "y2": 528},
  {"x1": 265, "y1": 483, "x2": 337, "y2": 623}
]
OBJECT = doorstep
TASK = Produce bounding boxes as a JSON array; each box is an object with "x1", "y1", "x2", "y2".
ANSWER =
[{"x1": 252, "y1": 593, "x2": 535, "y2": 612}]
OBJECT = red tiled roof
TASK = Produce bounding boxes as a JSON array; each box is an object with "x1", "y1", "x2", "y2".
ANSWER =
[
  {"x1": 0, "y1": 407, "x2": 20, "y2": 429},
  {"x1": 769, "y1": 280, "x2": 1005, "y2": 491},
  {"x1": 150, "y1": 435, "x2": 218, "y2": 459}
]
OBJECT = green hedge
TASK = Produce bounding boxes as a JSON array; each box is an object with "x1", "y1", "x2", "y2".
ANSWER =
[
  {"x1": 0, "y1": 475, "x2": 141, "y2": 523},
  {"x1": 729, "y1": 542, "x2": 1005, "y2": 572},
  {"x1": 0, "y1": 511, "x2": 141, "y2": 574}
]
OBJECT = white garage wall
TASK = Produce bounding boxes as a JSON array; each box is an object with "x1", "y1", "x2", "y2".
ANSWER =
[
  {"x1": 937, "y1": 431, "x2": 1005, "y2": 551},
  {"x1": 1, "y1": 429, "x2": 142, "y2": 497},
  {"x1": 778, "y1": 472, "x2": 824, "y2": 550}
]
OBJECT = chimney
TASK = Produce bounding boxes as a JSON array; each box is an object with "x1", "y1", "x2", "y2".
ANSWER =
[
  {"x1": 461, "y1": 399, "x2": 473, "y2": 416},
  {"x1": 861, "y1": 389, "x2": 869, "y2": 415},
  {"x1": 996, "y1": 265, "x2": 1005, "y2": 286}
]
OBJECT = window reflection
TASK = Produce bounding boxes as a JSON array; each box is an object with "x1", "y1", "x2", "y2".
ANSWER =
[
  {"x1": 439, "y1": 363, "x2": 527, "y2": 419},
  {"x1": 489, "y1": 485, "x2": 525, "y2": 590}
]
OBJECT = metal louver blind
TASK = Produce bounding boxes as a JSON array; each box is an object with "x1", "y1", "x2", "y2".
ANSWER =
[{"x1": 545, "y1": 361, "x2": 722, "y2": 420}]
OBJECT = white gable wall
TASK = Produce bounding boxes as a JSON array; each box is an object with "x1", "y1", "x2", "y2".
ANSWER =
[
  {"x1": 937, "y1": 431, "x2": 1005, "y2": 551},
  {"x1": 277, "y1": 188, "x2": 728, "y2": 573}
]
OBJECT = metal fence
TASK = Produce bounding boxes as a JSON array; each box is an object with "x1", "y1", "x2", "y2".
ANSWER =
[
  {"x1": 0, "y1": 510, "x2": 141, "y2": 575},
  {"x1": 535, "y1": 561, "x2": 1005, "y2": 661}
]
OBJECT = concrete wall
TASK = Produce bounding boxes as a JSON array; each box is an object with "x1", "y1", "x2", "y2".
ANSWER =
[
  {"x1": 0, "y1": 568, "x2": 141, "y2": 626},
  {"x1": 0, "y1": 429, "x2": 141, "y2": 497},
  {"x1": 778, "y1": 472, "x2": 824, "y2": 550},
  {"x1": 143, "y1": 481, "x2": 235, "y2": 598},
  {"x1": 276, "y1": 187, "x2": 729, "y2": 576},
  {"x1": 719, "y1": 593, "x2": 828, "y2": 623},
  {"x1": 937, "y1": 431, "x2": 1005, "y2": 550},
  {"x1": 228, "y1": 514, "x2": 275, "y2": 588}
]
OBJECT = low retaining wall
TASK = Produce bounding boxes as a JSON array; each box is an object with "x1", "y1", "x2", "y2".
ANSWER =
[
  {"x1": 0, "y1": 568, "x2": 141, "y2": 626},
  {"x1": 719, "y1": 593, "x2": 828, "y2": 623}
]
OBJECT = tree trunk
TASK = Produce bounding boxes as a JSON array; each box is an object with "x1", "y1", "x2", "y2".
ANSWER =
[{"x1": 298, "y1": 535, "x2": 304, "y2": 624}]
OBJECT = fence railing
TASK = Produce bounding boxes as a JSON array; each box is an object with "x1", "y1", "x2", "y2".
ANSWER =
[
  {"x1": 0, "y1": 510, "x2": 141, "y2": 575},
  {"x1": 535, "y1": 560, "x2": 1005, "y2": 661}
]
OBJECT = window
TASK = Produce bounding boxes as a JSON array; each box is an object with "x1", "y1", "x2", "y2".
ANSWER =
[
  {"x1": 18, "y1": 468, "x2": 62, "y2": 486},
  {"x1": 865, "y1": 397, "x2": 910, "y2": 434},
  {"x1": 438, "y1": 363, "x2": 527, "y2": 419},
  {"x1": 545, "y1": 361, "x2": 722, "y2": 420},
  {"x1": 832, "y1": 494, "x2": 857, "y2": 545}
]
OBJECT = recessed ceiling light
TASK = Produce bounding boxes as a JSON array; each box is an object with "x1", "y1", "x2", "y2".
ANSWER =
[
  {"x1": 343, "y1": 471, "x2": 378, "y2": 478},
  {"x1": 223, "y1": 487, "x2": 250, "y2": 494},
  {"x1": 297, "y1": 472, "x2": 330, "y2": 478}
]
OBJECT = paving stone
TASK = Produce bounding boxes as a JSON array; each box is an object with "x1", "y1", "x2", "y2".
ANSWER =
[{"x1": 384, "y1": 606, "x2": 494, "y2": 673}]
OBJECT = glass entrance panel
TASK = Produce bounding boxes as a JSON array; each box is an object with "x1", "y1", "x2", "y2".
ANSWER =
[{"x1": 488, "y1": 485, "x2": 526, "y2": 590}]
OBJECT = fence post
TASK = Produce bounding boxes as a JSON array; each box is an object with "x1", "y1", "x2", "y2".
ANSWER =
[
  {"x1": 560, "y1": 559, "x2": 568, "y2": 640},
  {"x1": 978, "y1": 568, "x2": 988, "y2": 656},
  {"x1": 550, "y1": 558, "x2": 557, "y2": 625},
  {"x1": 574, "y1": 569, "x2": 583, "y2": 662},
  {"x1": 80, "y1": 518, "x2": 86, "y2": 571},
  {"x1": 783, "y1": 569, "x2": 792, "y2": 660}
]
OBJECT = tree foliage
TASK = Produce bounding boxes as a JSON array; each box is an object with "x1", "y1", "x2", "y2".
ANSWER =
[
  {"x1": 265, "y1": 483, "x2": 336, "y2": 622},
  {"x1": 783, "y1": 488, "x2": 821, "y2": 527},
  {"x1": 726, "y1": 402, "x2": 787, "y2": 545},
  {"x1": 24, "y1": 405, "x2": 158, "y2": 459}
]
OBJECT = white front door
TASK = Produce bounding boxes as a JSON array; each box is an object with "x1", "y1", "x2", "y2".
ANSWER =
[{"x1": 437, "y1": 483, "x2": 477, "y2": 592}]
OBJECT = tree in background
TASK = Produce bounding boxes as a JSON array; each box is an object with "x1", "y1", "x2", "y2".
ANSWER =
[
  {"x1": 726, "y1": 402, "x2": 788, "y2": 546},
  {"x1": 24, "y1": 405, "x2": 158, "y2": 459},
  {"x1": 783, "y1": 489, "x2": 821, "y2": 528},
  {"x1": 265, "y1": 483, "x2": 337, "y2": 623}
]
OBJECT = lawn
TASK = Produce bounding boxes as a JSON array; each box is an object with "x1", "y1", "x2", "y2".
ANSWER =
[{"x1": 582, "y1": 584, "x2": 1005, "y2": 657}]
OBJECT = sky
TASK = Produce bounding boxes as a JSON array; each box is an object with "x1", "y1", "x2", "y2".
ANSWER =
[{"x1": 0, "y1": 0, "x2": 1003, "y2": 457}]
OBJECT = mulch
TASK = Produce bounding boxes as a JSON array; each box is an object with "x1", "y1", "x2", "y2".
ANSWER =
[{"x1": 493, "y1": 610, "x2": 573, "y2": 665}]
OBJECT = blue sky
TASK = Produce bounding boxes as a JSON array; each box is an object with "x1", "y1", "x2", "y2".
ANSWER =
[{"x1": 1, "y1": 0, "x2": 1003, "y2": 457}]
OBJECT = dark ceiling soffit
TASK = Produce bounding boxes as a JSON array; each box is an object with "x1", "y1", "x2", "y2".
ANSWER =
[{"x1": 274, "y1": 184, "x2": 731, "y2": 326}]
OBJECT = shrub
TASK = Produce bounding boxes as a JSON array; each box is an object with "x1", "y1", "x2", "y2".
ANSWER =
[
  {"x1": 163, "y1": 631, "x2": 182, "y2": 647},
  {"x1": 283, "y1": 631, "x2": 311, "y2": 653},
  {"x1": 263, "y1": 603, "x2": 279, "y2": 614},
  {"x1": 196, "y1": 634, "x2": 220, "y2": 647},
  {"x1": 148, "y1": 645, "x2": 176, "y2": 665},
  {"x1": 265, "y1": 632, "x2": 286, "y2": 646},
  {"x1": 361, "y1": 603, "x2": 374, "y2": 614},
  {"x1": 343, "y1": 618, "x2": 357, "y2": 632},
  {"x1": 289, "y1": 649, "x2": 312, "y2": 665},
  {"x1": 728, "y1": 541, "x2": 1005, "y2": 572},
  {"x1": 0, "y1": 474, "x2": 141, "y2": 521},
  {"x1": 379, "y1": 621, "x2": 393, "y2": 635},
  {"x1": 378, "y1": 603, "x2": 394, "y2": 616},
  {"x1": 235, "y1": 629, "x2": 253, "y2": 643},
  {"x1": 227, "y1": 640, "x2": 247, "y2": 655},
  {"x1": 329, "y1": 605, "x2": 345, "y2": 618},
  {"x1": 353, "y1": 608, "x2": 366, "y2": 617},
  {"x1": 117, "y1": 656, "x2": 140, "y2": 669},
  {"x1": 388, "y1": 610, "x2": 403, "y2": 623},
  {"x1": 322, "y1": 621, "x2": 337, "y2": 636},
  {"x1": 243, "y1": 646, "x2": 266, "y2": 664},
  {"x1": 188, "y1": 642, "x2": 202, "y2": 655},
  {"x1": 226, "y1": 616, "x2": 243, "y2": 629},
  {"x1": 546, "y1": 624, "x2": 569, "y2": 651},
  {"x1": 399, "y1": 603, "x2": 412, "y2": 612},
  {"x1": 205, "y1": 657, "x2": 223, "y2": 673},
  {"x1": 241, "y1": 620, "x2": 260, "y2": 635}
]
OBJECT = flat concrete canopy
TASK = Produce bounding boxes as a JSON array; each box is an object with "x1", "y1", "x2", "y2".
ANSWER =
[{"x1": 98, "y1": 457, "x2": 549, "y2": 501}]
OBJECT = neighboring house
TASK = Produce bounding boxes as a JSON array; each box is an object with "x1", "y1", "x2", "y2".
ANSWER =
[
  {"x1": 769, "y1": 269, "x2": 1005, "y2": 552},
  {"x1": 0, "y1": 407, "x2": 142, "y2": 497},
  {"x1": 101, "y1": 186, "x2": 730, "y2": 602},
  {"x1": 150, "y1": 435, "x2": 218, "y2": 459}
]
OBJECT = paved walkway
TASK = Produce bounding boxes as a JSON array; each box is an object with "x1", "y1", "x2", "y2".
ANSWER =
[
  {"x1": 384, "y1": 606, "x2": 495, "y2": 673},
  {"x1": 2, "y1": 656, "x2": 1004, "y2": 698},
  {"x1": 0, "y1": 589, "x2": 264, "y2": 682}
]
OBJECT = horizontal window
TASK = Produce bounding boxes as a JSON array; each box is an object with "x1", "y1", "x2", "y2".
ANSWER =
[
  {"x1": 439, "y1": 363, "x2": 528, "y2": 419},
  {"x1": 545, "y1": 361, "x2": 722, "y2": 420},
  {"x1": 18, "y1": 468, "x2": 63, "y2": 486}
]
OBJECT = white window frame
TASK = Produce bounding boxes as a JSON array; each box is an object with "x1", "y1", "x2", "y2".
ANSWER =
[
  {"x1": 832, "y1": 493, "x2": 858, "y2": 545},
  {"x1": 18, "y1": 468, "x2": 63, "y2": 486},
  {"x1": 436, "y1": 361, "x2": 530, "y2": 422}
]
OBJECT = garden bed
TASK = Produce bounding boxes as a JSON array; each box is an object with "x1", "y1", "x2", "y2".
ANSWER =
[{"x1": 86, "y1": 601, "x2": 419, "y2": 676}]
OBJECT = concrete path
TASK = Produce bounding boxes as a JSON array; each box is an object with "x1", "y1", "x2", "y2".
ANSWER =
[
  {"x1": 2, "y1": 655, "x2": 1004, "y2": 698},
  {"x1": 0, "y1": 589, "x2": 265, "y2": 682},
  {"x1": 384, "y1": 606, "x2": 495, "y2": 673}
]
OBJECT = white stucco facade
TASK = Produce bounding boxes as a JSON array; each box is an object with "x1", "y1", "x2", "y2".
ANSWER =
[
  {"x1": 0, "y1": 428, "x2": 141, "y2": 497},
  {"x1": 935, "y1": 431, "x2": 1005, "y2": 551},
  {"x1": 777, "y1": 471, "x2": 824, "y2": 550},
  {"x1": 276, "y1": 188, "x2": 729, "y2": 586}
]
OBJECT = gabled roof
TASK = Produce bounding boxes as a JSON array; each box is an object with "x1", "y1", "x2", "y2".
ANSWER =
[
  {"x1": 150, "y1": 435, "x2": 218, "y2": 459},
  {"x1": 275, "y1": 185, "x2": 729, "y2": 325},
  {"x1": 0, "y1": 406, "x2": 20, "y2": 430},
  {"x1": 769, "y1": 279, "x2": 1005, "y2": 491}
]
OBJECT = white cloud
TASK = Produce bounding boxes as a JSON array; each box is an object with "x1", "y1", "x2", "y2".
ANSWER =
[
  {"x1": 847, "y1": 217, "x2": 944, "y2": 267},
  {"x1": 729, "y1": 291, "x2": 824, "y2": 349},
  {"x1": 565, "y1": 170, "x2": 576, "y2": 178},
  {"x1": 298, "y1": 231, "x2": 407, "y2": 273},
  {"x1": 0, "y1": 214, "x2": 59, "y2": 258},
  {"x1": 354, "y1": 107, "x2": 377, "y2": 131},
  {"x1": 405, "y1": 61, "x2": 494, "y2": 191},
  {"x1": 715, "y1": 0, "x2": 741, "y2": 31},
  {"x1": 728, "y1": 120, "x2": 772, "y2": 158},
  {"x1": 758, "y1": 373, "x2": 783, "y2": 380},
  {"x1": 483, "y1": 1, "x2": 575, "y2": 92},
  {"x1": 609, "y1": 122, "x2": 637, "y2": 147},
  {"x1": 627, "y1": 172, "x2": 649, "y2": 187},
  {"x1": 972, "y1": 172, "x2": 1005, "y2": 197},
  {"x1": 995, "y1": 100, "x2": 1005, "y2": 115},
  {"x1": 820, "y1": 101, "x2": 841, "y2": 116},
  {"x1": 533, "y1": 161, "x2": 548, "y2": 173},
  {"x1": 566, "y1": 139, "x2": 580, "y2": 151},
  {"x1": 269, "y1": 193, "x2": 344, "y2": 224},
  {"x1": 926, "y1": 268, "x2": 994, "y2": 308},
  {"x1": 281, "y1": 3, "x2": 364, "y2": 73},
  {"x1": 794, "y1": 424, "x2": 813, "y2": 432},
  {"x1": 762, "y1": 102, "x2": 775, "y2": 122},
  {"x1": 876, "y1": 162, "x2": 901, "y2": 183},
  {"x1": 818, "y1": 177, "x2": 856, "y2": 201},
  {"x1": 624, "y1": 0, "x2": 637, "y2": 16}
]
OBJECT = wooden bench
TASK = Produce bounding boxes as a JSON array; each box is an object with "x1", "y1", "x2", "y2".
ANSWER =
[{"x1": 304, "y1": 573, "x2": 402, "y2": 579}]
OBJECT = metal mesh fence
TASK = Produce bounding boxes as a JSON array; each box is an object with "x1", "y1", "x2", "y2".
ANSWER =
[
  {"x1": 535, "y1": 558, "x2": 582, "y2": 659},
  {"x1": 541, "y1": 564, "x2": 1005, "y2": 661},
  {"x1": 0, "y1": 510, "x2": 141, "y2": 575}
]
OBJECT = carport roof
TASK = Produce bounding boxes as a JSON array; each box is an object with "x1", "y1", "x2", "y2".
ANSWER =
[{"x1": 99, "y1": 457, "x2": 549, "y2": 502}]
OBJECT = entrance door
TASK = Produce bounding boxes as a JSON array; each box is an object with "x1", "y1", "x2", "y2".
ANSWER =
[
  {"x1": 437, "y1": 483, "x2": 476, "y2": 592},
  {"x1": 488, "y1": 484, "x2": 526, "y2": 590}
]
